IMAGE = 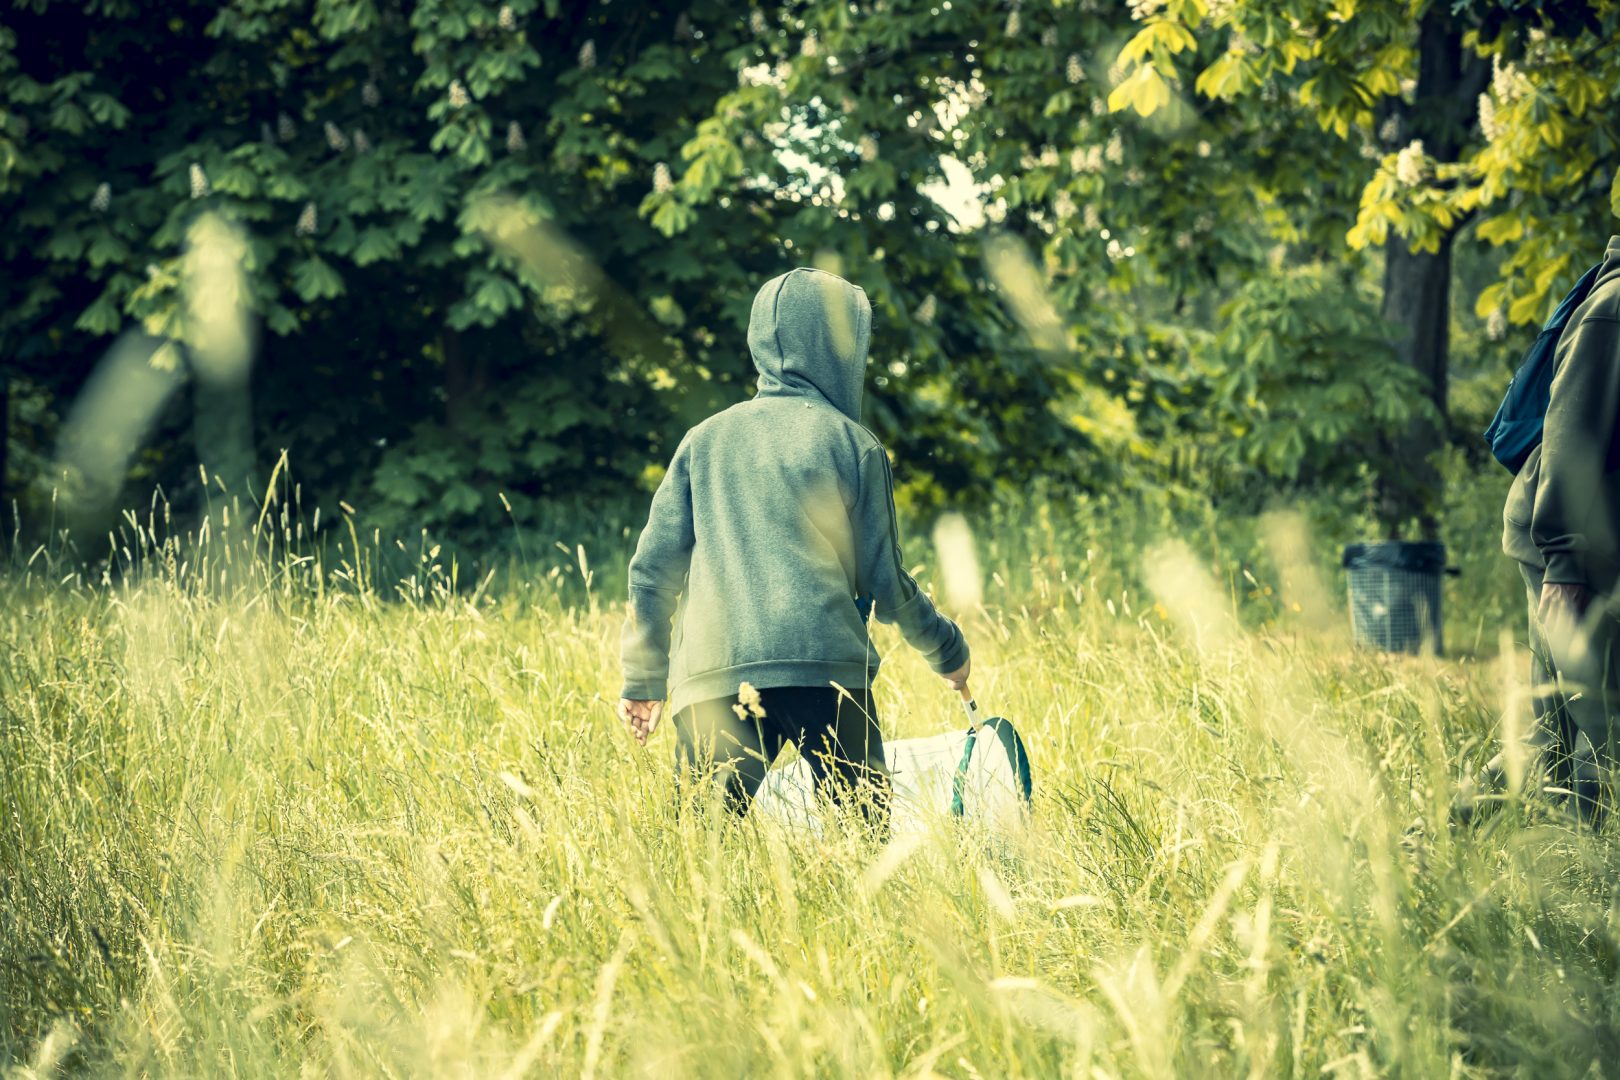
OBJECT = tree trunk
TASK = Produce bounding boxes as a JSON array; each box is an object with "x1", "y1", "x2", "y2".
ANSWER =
[
  {"x1": 442, "y1": 328, "x2": 486, "y2": 430},
  {"x1": 1377, "y1": 235, "x2": 1453, "y2": 537},
  {"x1": 1374, "y1": 8, "x2": 1487, "y2": 537},
  {"x1": 0, "y1": 371, "x2": 9, "y2": 519}
]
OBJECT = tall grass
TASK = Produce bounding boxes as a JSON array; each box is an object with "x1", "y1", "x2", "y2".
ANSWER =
[{"x1": 2, "y1": 467, "x2": 1617, "y2": 1077}]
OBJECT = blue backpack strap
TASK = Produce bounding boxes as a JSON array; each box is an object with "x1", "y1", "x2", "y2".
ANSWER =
[{"x1": 1484, "y1": 261, "x2": 1605, "y2": 473}]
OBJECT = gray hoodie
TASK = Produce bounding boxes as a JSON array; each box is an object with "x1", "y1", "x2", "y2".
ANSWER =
[
  {"x1": 1503, "y1": 237, "x2": 1620, "y2": 591},
  {"x1": 619, "y1": 267, "x2": 968, "y2": 717}
]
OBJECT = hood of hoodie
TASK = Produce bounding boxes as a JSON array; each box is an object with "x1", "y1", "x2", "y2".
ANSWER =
[{"x1": 747, "y1": 267, "x2": 872, "y2": 422}]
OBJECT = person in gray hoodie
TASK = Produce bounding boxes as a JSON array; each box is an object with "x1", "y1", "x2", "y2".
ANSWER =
[
  {"x1": 1457, "y1": 237, "x2": 1620, "y2": 827},
  {"x1": 618, "y1": 268, "x2": 970, "y2": 820}
]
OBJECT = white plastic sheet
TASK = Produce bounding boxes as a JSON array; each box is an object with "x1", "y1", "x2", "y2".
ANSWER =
[{"x1": 753, "y1": 720, "x2": 1029, "y2": 835}]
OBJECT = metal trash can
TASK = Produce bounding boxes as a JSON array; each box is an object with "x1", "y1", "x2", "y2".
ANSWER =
[{"x1": 1342, "y1": 541, "x2": 1448, "y2": 655}]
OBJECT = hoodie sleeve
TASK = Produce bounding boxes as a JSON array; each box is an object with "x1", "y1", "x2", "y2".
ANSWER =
[
  {"x1": 619, "y1": 435, "x2": 696, "y2": 701},
  {"x1": 854, "y1": 443, "x2": 969, "y2": 674},
  {"x1": 1533, "y1": 315, "x2": 1620, "y2": 586}
]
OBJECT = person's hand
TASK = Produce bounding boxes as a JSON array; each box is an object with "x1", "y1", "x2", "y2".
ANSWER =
[
  {"x1": 619, "y1": 699, "x2": 663, "y2": 746},
  {"x1": 1539, "y1": 582, "x2": 1591, "y2": 639},
  {"x1": 941, "y1": 658, "x2": 971, "y2": 693}
]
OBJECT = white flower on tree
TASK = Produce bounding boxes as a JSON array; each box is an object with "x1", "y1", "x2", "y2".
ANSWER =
[
  {"x1": 1394, "y1": 139, "x2": 1425, "y2": 187},
  {"x1": 297, "y1": 201, "x2": 317, "y2": 236},
  {"x1": 1478, "y1": 93, "x2": 1500, "y2": 141},
  {"x1": 1487, "y1": 308, "x2": 1507, "y2": 341}
]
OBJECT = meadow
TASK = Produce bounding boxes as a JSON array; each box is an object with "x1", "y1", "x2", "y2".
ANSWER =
[{"x1": 3, "y1": 471, "x2": 1619, "y2": 1078}]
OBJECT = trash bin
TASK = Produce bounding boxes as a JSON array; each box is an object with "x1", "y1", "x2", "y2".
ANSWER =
[{"x1": 1342, "y1": 541, "x2": 1448, "y2": 655}]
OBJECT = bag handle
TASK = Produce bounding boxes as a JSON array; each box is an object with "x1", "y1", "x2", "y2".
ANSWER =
[{"x1": 957, "y1": 683, "x2": 982, "y2": 732}]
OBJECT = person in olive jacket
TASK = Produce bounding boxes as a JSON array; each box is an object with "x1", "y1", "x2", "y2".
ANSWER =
[{"x1": 1461, "y1": 237, "x2": 1620, "y2": 826}]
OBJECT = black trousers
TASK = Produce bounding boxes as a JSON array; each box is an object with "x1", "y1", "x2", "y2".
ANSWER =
[{"x1": 674, "y1": 685, "x2": 889, "y2": 825}]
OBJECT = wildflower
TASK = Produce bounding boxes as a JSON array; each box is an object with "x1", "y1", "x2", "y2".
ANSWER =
[
  {"x1": 732, "y1": 681, "x2": 766, "y2": 721},
  {"x1": 653, "y1": 161, "x2": 673, "y2": 193},
  {"x1": 448, "y1": 80, "x2": 470, "y2": 108},
  {"x1": 1090, "y1": 96, "x2": 1106, "y2": 117},
  {"x1": 750, "y1": 9, "x2": 768, "y2": 35},
  {"x1": 1042, "y1": 27, "x2": 1058, "y2": 48},
  {"x1": 189, "y1": 163, "x2": 209, "y2": 199},
  {"x1": 1005, "y1": 8, "x2": 1020, "y2": 37},
  {"x1": 801, "y1": 33, "x2": 818, "y2": 58},
  {"x1": 1487, "y1": 308, "x2": 1507, "y2": 341},
  {"x1": 362, "y1": 80, "x2": 381, "y2": 107},
  {"x1": 353, "y1": 129, "x2": 372, "y2": 154},
  {"x1": 859, "y1": 135, "x2": 878, "y2": 162},
  {"x1": 1478, "y1": 92, "x2": 1499, "y2": 141},
  {"x1": 1066, "y1": 54, "x2": 1084, "y2": 84},
  {"x1": 1083, "y1": 203, "x2": 1100, "y2": 230},
  {"x1": 915, "y1": 293, "x2": 937, "y2": 325},
  {"x1": 499, "y1": 4, "x2": 516, "y2": 31},
  {"x1": 324, "y1": 121, "x2": 348, "y2": 151},
  {"x1": 1053, "y1": 190, "x2": 1076, "y2": 219},
  {"x1": 1395, "y1": 139, "x2": 1425, "y2": 186},
  {"x1": 277, "y1": 112, "x2": 297, "y2": 140},
  {"x1": 296, "y1": 201, "x2": 317, "y2": 236},
  {"x1": 578, "y1": 40, "x2": 596, "y2": 68},
  {"x1": 90, "y1": 182, "x2": 110, "y2": 212},
  {"x1": 1105, "y1": 131, "x2": 1123, "y2": 164},
  {"x1": 506, "y1": 121, "x2": 525, "y2": 152}
]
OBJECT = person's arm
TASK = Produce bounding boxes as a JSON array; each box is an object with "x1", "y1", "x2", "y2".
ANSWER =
[
  {"x1": 854, "y1": 443, "x2": 969, "y2": 678},
  {"x1": 619, "y1": 435, "x2": 696, "y2": 733},
  {"x1": 1533, "y1": 315, "x2": 1620, "y2": 588}
]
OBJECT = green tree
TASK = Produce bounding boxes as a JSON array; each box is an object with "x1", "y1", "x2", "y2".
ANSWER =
[
  {"x1": 1110, "y1": 0, "x2": 1620, "y2": 533},
  {"x1": 2, "y1": 0, "x2": 1147, "y2": 544}
]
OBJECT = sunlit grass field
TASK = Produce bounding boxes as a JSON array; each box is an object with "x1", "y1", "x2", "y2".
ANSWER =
[{"x1": 4, "y1": 476, "x2": 1619, "y2": 1077}]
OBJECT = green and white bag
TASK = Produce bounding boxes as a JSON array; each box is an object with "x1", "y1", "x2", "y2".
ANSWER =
[{"x1": 754, "y1": 692, "x2": 1032, "y2": 834}]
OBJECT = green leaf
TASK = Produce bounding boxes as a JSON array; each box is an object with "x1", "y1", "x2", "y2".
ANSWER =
[
  {"x1": 75, "y1": 288, "x2": 122, "y2": 335},
  {"x1": 650, "y1": 199, "x2": 697, "y2": 237},
  {"x1": 291, "y1": 256, "x2": 345, "y2": 301},
  {"x1": 354, "y1": 227, "x2": 402, "y2": 266}
]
